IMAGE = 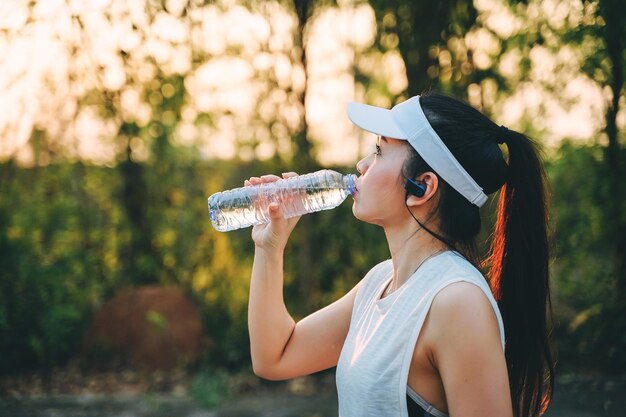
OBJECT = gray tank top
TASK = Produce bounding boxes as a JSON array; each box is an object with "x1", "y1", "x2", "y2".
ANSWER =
[{"x1": 336, "y1": 251, "x2": 505, "y2": 416}]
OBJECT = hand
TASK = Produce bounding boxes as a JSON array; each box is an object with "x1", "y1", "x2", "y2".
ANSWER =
[{"x1": 244, "y1": 172, "x2": 301, "y2": 253}]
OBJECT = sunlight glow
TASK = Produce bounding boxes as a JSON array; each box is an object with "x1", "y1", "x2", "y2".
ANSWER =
[
  {"x1": 307, "y1": 4, "x2": 380, "y2": 165},
  {"x1": 0, "y1": 0, "x2": 616, "y2": 166},
  {"x1": 478, "y1": 0, "x2": 608, "y2": 148}
]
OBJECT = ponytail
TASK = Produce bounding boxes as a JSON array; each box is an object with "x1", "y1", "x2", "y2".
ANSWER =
[
  {"x1": 415, "y1": 93, "x2": 555, "y2": 416},
  {"x1": 487, "y1": 130, "x2": 555, "y2": 417}
]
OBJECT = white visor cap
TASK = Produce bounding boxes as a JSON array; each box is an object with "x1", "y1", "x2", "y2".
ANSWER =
[{"x1": 347, "y1": 96, "x2": 488, "y2": 207}]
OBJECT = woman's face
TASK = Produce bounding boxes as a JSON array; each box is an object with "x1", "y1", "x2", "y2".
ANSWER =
[{"x1": 353, "y1": 136, "x2": 411, "y2": 227}]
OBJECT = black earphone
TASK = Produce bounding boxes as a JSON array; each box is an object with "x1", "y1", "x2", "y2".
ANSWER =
[{"x1": 404, "y1": 178, "x2": 426, "y2": 197}]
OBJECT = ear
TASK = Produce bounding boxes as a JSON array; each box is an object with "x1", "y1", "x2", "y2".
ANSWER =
[{"x1": 405, "y1": 172, "x2": 439, "y2": 207}]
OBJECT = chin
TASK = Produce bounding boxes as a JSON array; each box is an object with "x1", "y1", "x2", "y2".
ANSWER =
[
  {"x1": 351, "y1": 204, "x2": 367, "y2": 222},
  {"x1": 351, "y1": 205, "x2": 380, "y2": 226}
]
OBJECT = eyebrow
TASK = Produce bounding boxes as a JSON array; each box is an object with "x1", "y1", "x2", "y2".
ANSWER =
[{"x1": 380, "y1": 136, "x2": 389, "y2": 143}]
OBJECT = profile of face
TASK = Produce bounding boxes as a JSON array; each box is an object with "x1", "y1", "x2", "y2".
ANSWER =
[{"x1": 353, "y1": 136, "x2": 413, "y2": 227}]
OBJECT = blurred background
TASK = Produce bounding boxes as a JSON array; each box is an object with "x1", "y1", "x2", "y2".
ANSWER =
[{"x1": 0, "y1": 0, "x2": 624, "y2": 416}]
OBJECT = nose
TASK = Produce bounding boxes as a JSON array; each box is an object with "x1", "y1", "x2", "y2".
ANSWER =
[{"x1": 356, "y1": 156, "x2": 369, "y2": 175}]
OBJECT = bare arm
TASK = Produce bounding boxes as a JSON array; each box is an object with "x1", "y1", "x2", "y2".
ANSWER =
[
  {"x1": 429, "y1": 282, "x2": 513, "y2": 417},
  {"x1": 246, "y1": 173, "x2": 359, "y2": 380}
]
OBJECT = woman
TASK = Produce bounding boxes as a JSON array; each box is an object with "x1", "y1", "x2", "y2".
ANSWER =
[{"x1": 245, "y1": 93, "x2": 554, "y2": 417}]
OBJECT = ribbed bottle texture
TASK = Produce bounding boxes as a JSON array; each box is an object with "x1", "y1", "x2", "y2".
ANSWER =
[{"x1": 208, "y1": 170, "x2": 357, "y2": 232}]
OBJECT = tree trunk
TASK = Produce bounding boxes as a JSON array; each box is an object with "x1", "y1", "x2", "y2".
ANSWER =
[
  {"x1": 600, "y1": 0, "x2": 626, "y2": 297},
  {"x1": 292, "y1": 0, "x2": 317, "y2": 313},
  {"x1": 397, "y1": 1, "x2": 448, "y2": 97},
  {"x1": 292, "y1": 0, "x2": 314, "y2": 169},
  {"x1": 118, "y1": 130, "x2": 157, "y2": 285},
  {"x1": 378, "y1": 0, "x2": 477, "y2": 99}
]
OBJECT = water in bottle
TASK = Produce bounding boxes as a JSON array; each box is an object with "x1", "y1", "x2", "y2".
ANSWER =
[{"x1": 208, "y1": 170, "x2": 357, "y2": 232}]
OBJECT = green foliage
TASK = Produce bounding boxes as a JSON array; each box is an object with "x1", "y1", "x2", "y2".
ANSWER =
[
  {"x1": 368, "y1": 0, "x2": 480, "y2": 98},
  {"x1": 146, "y1": 310, "x2": 168, "y2": 332},
  {"x1": 0, "y1": 162, "x2": 116, "y2": 371},
  {"x1": 1, "y1": 132, "x2": 623, "y2": 376},
  {"x1": 0, "y1": 0, "x2": 624, "y2": 379},
  {"x1": 547, "y1": 140, "x2": 626, "y2": 373},
  {"x1": 189, "y1": 370, "x2": 230, "y2": 409},
  {"x1": 0, "y1": 153, "x2": 387, "y2": 373}
]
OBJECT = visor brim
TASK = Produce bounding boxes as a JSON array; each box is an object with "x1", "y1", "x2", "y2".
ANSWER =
[{"x1": 347, "y1": 102, "x2": 406, "y2": 140}]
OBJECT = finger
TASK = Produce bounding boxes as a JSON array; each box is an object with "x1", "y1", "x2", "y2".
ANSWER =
[
  {"x1": 282, "y1": 172, "x2": 298, "y2": 178},
  {"x1": 268, "y1": 202, "x2": 284, "y2": 221},
  {"x1": 260, "y1": 174, "x2": 281, "y2": 183},
  {"x1": 244, "y1": 179, "x2": 251, "y2": 186},
  {"x1": 249, "y1": 176, "x2": 262, "y2": 185}
]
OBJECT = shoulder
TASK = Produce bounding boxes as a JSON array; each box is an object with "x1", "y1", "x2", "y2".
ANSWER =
[
  {"x1": 427, "y1": 254, "x2": 498, "y2": 330},
  {"x1": 418, "y1": 283, "x2": 512, "y2": 416},
  {"x1": 431, "y1": 281, "x2": 495, "y2": 322},
  {"x1": 427, "y1": 281, "x2": 503, "y2": 360}
]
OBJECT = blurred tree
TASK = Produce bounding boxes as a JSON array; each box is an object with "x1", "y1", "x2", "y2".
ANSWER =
[
  {"x1": 270, "y1": 0, "x2": 316, "y2": 314},
  {"x1": 3, "y1": 0, "x2": 623, "y2": 375},
  {"x1": 546, "y1": 141, "x2": 626, "y2": 372},
  {"x1": 596, "y1": 0, "x2": 625, "y2": 297},
  {"x1": 367, "y1": 0, "x2": 481, "y2": 99},
  {"x1": 502, "y1": 0, "x2": 626, "y2": 373},
  {"x1": 0, "y1": 161, "x2": 122, "y2": 371},
  {"x1": 505, "y1": 0, "x2": 625, "y2": 265},
  {"x1": 290, "y1": 0, "x2": 322, "y2": 314},
  {"x1": 251, "y1": 0, "x2": 343, "y2": 313},
  {"x1": 569, "y1": 0, "x2": 626, "y2": 373}
]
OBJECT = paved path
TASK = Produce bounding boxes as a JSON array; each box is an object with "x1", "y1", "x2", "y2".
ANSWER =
[{"x1": 1, "y1": 378, "x2": 623, "y2": 417}]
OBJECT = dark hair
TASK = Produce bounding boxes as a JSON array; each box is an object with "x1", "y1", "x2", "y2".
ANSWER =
[{"x1": 402, "y1": 93, "x2": 554, "y2": 417}]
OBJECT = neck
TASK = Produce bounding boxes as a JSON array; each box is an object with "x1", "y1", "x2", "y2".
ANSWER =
[{"x1": 383, "y1": 218, "x2": 448, "y2": 293}]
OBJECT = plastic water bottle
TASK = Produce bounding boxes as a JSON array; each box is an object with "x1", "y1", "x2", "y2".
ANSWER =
[{"x1": 208, "y1": 170, "x2": 357, "y2": 232}]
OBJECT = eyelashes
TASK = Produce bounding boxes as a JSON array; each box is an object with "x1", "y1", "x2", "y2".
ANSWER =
[{"x1": 374, "y1": 144, "x2": 382, "y2": 156}]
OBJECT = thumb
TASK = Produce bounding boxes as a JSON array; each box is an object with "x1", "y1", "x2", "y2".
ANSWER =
[{"x1": 268, "y1": 202, "x2": 284, "y2": 221}]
